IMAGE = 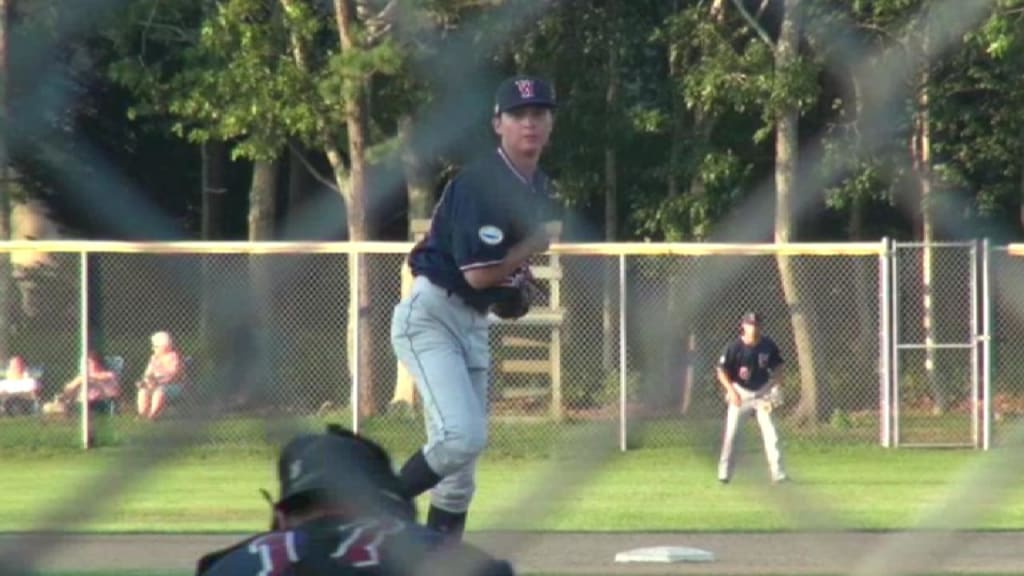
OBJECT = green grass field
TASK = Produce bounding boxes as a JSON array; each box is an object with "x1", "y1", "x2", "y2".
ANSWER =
[
  {"x1": 3, "y1": 418, "x2": 1024, "y2": 534},
  {"x1": 4, "y1": 415, "x2": 1020, "y2": 576}
]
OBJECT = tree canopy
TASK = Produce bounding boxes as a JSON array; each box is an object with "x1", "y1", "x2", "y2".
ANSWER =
[{"x1": 0, "y1": 0, "x2": 1020, "y2": 243}]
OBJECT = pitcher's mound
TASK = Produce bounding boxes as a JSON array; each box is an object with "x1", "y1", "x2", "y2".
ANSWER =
[{"x1": 614, "y1": 545, "x2": 715, "y2": 564}]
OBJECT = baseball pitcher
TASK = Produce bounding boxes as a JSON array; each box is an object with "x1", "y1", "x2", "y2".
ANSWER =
[{"x1": 390, "y1": 75, "x2": 559, "y2": 541}]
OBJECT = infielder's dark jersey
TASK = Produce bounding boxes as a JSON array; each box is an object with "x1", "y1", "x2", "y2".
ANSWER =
[
  {"x1": 196, "y1": 515, "x2": 513, "y2": 576},
  {"x1": 408, "y1": 147, "x2": 556, "y2": 312},
  {"x1": 717, "y1": 337, "x2": 783, "y2": 392}
]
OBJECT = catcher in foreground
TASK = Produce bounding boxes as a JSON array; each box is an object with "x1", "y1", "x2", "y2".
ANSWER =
[
  {"x1": 389, "y1": 75, "x2": 560, "y2": 541},
  {"x1": 715, "y1": 312, "x2": 789, "y2": 484},
  {"x1": 195, "y1": 424, "x2": 515, "y2": 576}
]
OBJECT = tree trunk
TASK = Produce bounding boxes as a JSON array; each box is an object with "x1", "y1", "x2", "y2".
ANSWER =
[
  {"x1": 391, "y1": 115, "x2": 434, "y2": 409},
  {"x1": 202, "y1": 141, "x2": 227, "y2": 240},
  {"x1": 850, "y1": 193, "x2": 875, "y2": 348},
  {"x1": 278, "y1": 0, "x2": 369, "y2": 416},
  {"x1": 335, "y1": 0, "x2": 375, "y2": 419},
  {"x1": 288, "y1": 146, "x2": 309, "y2": 213},
  {"x1": 602, "y1": 23, "x2": 620, "y2": 376},
  {"x1": 1020, "y1": 120, "x2": 1024, "y2": 232},
  {"x1": 0, "y1": 0, "x2": 13, "y2": 363},
  {"x1": 1015, "y1": 118, "x2": 1024, "y2": 230},
  {"x1": 400, "y1": 115, "x2": 434, "y2": 222},
  {"x1": 711, "y1": 0, "x2": 726, "y2": 20},
  {"x1": 913, "y1": 33, "x2": 942, "y2": 414},
  {"x1": 248, "y1": 159, "x2": 278, "y2": 241},
  {"x1": 667, "y1": 0, "x2": 683, "y2": 203},
  {"x1": 247, "y1": 158, "x2": 279, "y2": 406},
  {"x1": 775, "y1": 0, "x2": 821, "y2": 425},
  {"x1": 847, "y1": 74, "x2": 875, "y2": 354},
  {"x1": 666, "y1": 0, "x2": 686, "y2": 410},
  {"x1": 199, "y1": 140, "x2": 227, "y2": 397}
]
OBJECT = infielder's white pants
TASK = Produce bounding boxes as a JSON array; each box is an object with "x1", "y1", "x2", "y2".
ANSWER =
[
  {"x1": 718, "y1": 386, "x2": 786, "y2": 482},
  {"x1": 391, "y1": 276, "x2": 491, "y2": 514}
]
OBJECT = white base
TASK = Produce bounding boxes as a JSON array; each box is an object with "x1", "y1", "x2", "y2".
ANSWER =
[{"x1": 614, "y1": 546, "x2": 715, "y2": 564}]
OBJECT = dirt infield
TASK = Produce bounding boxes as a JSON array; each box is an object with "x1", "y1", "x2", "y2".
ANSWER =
[{"x1": 2, "y1": 532, "x2": 1023, "y2": 574}]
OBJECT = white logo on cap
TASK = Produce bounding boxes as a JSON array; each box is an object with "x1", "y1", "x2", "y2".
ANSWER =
[
  {"x1": 479, "y1": 225, "x2": 504, "y2": 245},
  {"x1": 290, "y1": 460, "x2": 302, "y2": 481},
  {"x1": 515, "y1": 79, "x2": 535, "y2": 99}
]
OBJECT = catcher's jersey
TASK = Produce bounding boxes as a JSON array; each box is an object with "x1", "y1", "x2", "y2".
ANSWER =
[
  {"x1": 408, "y1": 147, "x2": 554, "y2": 312},
  {"x1": 717, "y1": 336, "x2": 784, "y2": 392},
  {"x1": 197, "y1": 516, "x2": 514, "y2": 576}
]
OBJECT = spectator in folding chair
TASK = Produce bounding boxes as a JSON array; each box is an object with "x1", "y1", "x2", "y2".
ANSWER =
[
  {"x1": 50, "y1": 351, "x2": 121, "y2": 415},
  {"x1": 136, "y1": 331, "x2": 186, "y2": 420},
  {"x1": 0, "y1": 356, "x2": 41, "y2": 415},
  {"x1": 6, "y1": 356, "x2": 28, "y2": 380}
]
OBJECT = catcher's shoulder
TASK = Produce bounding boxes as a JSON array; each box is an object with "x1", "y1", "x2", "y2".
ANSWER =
[{"x1": 195, "y1": 532, "x2": 265, "y2": 576}]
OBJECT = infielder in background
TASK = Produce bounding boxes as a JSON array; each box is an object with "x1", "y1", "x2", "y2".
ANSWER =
[
  {"x1": 390, "y1": 75, "x2": 558, "y2": 541},
  {"x1": 716, "y1": 312, "x2": 788, "y2": 484}
]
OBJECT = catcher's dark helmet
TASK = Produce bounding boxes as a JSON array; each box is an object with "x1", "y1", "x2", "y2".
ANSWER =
[{"x1": 275, "y1": 424, "x2": 414, "y2": 520}]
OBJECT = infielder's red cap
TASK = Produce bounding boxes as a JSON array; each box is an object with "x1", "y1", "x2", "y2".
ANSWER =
[
  {"x1": 494, "y1": 75, "x2": 557, "y2": 115},
  {"x1": 741, "y1": 312, "x2": 762, "y2": 325}
]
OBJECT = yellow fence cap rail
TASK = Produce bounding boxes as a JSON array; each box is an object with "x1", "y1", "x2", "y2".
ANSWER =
[{"x1": 0, "y1": 240, "x2": 885, "y2": 256}]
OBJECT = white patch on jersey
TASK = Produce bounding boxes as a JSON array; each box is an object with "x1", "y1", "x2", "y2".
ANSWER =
[{"x1": 479, "y1": 225, "x2": 504, "y2": 245}]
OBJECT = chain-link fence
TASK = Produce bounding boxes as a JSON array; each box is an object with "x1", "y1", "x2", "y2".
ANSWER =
[
  {"x1": 0, "y1": 251, "x2": 83, "y2": 451},
  {"x1": 891, "y1": 242, "x2": 980, "y2": 447},
  {"x1": 992, "y1": 247, "x2": 1024, "y2": 443},
  {"x1": 6, "y1": 240, "x2": 1024, "y2": 453},
  {"x1": 624, "y1": 249, "x2": 883, "y2": 451}
]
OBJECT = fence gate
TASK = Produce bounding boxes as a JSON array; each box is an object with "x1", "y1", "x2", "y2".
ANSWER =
[{"x1": 891, "y1": 241, "x2": 987, "y2": 448}]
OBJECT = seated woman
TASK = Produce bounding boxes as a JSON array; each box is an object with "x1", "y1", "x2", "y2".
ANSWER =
[
  {"x1": 6, "y1": 356, "x2": 29, "y2": 380},
  {"x1": 0, "y1": 356, "x2": 41, "y2": 414},
  {"x1": 136, "y1": 331, "x2": 185, "y2": 420},
  {"x1": 57, "y1": 352, "x2": 121, "y2": 413}
]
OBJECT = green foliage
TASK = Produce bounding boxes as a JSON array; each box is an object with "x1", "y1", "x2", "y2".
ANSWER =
[
  {"x1": 64, "y1": 0, "x2": 1024, "y2": 241},
  {"x1": 669, "y1": 6, "x2": 773, "y2": 118},
  {"x1": 107, "y1": 0, "x2": 405, "y2": 163},
  {"x1": 633, "y1": 150, "x2": 749, "y2": 241}
]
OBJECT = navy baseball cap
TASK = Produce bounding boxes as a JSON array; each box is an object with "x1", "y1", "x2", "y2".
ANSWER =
[
  {"x1": 494, "y1": 75, "x2": 557, "y2": 114},
  {"x1": 741, "y1": 312, "x2": 762, "y2": 325},
  {"x1": 276, "y1": 425, "x2": 409, "y2": 516}
]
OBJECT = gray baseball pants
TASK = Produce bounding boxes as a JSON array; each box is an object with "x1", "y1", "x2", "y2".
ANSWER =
[
  {"x1": 718, "y1": 385, "x2": 786, "y2": 482},
  {"x1": 391, "y1": 275, "x2": 491, "y2": 514}
]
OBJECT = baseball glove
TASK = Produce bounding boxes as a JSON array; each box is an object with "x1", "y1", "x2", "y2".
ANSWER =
[
  {"x1": 759, "y1": 385, "x2": 783, "y2": 413},
  {"x1": 490, "y1": 266, "x2": 539, "y2": 320}
]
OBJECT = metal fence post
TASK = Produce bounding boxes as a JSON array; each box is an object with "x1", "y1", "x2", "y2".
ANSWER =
[
  {"x1": 982, "y1": 238, "x2": 992, "y2": 450},
  {"x1": 79, "y1": 250, "x2": 90, "y2": 450},
  {"x1": 619, "y1": 253, "x2": 627, "y2": 452},
  {"x1": 351, "y1": 251, "x2": 360, "y2": 435},
  {"x1": 880, "y1": 237, "x2": 892, "y2": 448},
  {"x1": 892, "y1": 243, "x2": 901, "y2": 448},
  {"x1": 971, "y1": 241, "x2": 980, "y2": 448}
]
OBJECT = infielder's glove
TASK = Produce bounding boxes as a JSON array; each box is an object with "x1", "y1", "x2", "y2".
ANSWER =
[
  {"x1": 760, "y1": 385, "x2": 783, "y2": 413},
  {"x1": 490, "y1": 266, "x2": 539, "y2": 320}
]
